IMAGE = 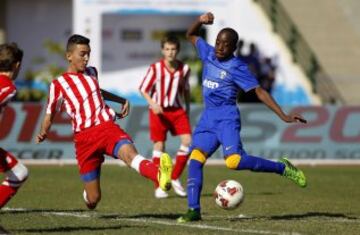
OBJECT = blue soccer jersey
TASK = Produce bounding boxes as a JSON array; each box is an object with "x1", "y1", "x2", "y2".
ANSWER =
[
  {"x1": 191, "y1": 37, "x2": 260, "y2": 157},
  {"x1": 196, "y1": 37, "x2": 259, "y2": 108}
]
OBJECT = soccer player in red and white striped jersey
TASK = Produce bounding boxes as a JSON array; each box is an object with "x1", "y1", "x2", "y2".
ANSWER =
[
  {"x1": 0, "y1": 43, "x2": 29, "y2": 209},
  {"x1": 36, "y1": 34, "x2": 173, "y2": 210},
  {"x1": 139, "y1": 35, "x2": 192, "y2": 198}
]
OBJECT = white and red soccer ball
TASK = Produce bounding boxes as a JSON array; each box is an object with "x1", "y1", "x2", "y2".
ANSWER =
[{"x1": 213, "y1": 180, "x2": 244, "y2": 210}]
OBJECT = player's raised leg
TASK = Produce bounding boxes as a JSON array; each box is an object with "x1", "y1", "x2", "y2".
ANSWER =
[
  {"x1": 0, "y1": 149, "x2": 28, "y2": 209},
  {"x1": 221, "y1": 119, "x2": 306, "y2": 187},
  {"x1": 115, "y1": 142, "x2": 173, "y2": 191},
  {"x1": 224, "y1": 153, "x2": 306, "y2": 187}
]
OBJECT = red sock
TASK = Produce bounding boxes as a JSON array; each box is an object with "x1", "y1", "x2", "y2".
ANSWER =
[
  {"x1": 152, "y1": 157, "x2": 160, "y2": 188},
  {"x1": 139, "y1": 160, "x2": 158, "y2": 184},
  {"x1": 172, "y1": 155, "x2": 188, "y2": 180},
  {"x1": 152, "y1": 157, "x2": 160, "y2": 168},
  {"x1": 0, "y1": 185, "x2": 17, "y2": 209}
]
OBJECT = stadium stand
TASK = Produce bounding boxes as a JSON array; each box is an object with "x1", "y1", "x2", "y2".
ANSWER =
[{"x1": 257, "y1": 0, "x2": 360, "y2": 105}]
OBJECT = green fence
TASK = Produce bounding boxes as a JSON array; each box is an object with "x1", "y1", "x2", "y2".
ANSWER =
[{"x1": 255, "y1": 0, "x2": 344, "y2": 104}]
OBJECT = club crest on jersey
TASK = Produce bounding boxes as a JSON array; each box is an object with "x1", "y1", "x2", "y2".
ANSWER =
[{"x1": 220, "y1": 70, "x2": 227, "y2": 79}]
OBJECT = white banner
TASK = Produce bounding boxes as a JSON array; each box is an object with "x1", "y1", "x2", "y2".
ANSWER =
[{"x1": 1, "y1": 103, "x2": 359, "y2": 161}]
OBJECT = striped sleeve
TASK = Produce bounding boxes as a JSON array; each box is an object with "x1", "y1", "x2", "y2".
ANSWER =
[
  {"x1": 0, "y1": 85, "x2": 16, "y2": 105},
  {"x1": 139, "y1": 65, "x2": 156, "y2": 93},
  {"x1": 46, "y1": 80, "x2": 63, "y2": 114}
]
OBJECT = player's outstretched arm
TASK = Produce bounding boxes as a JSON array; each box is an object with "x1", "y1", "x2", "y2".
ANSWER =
[
  {"x1": 186, "y1": 12, "x2": 214, "y2": 45},
  {"x1": 100, "y1": 89, "x2": 130, "y2": 118},
  {"x1": 254, "y1": 87, "x2": 307, "y2": 123},
  {"x1": 36, "y1": 113, "x2": 54, "y2": 143}
]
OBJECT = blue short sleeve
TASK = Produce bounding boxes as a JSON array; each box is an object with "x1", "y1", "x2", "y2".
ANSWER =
[
  {"x1": 232, "y1": 65, "x2": 259, "y2": 92},
  {"x1": 195, "y1": 37, "x2": 214, "y2": 61}
]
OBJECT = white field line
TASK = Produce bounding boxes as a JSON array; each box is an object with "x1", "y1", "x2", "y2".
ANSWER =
[
  {"x1": 2, "y1": 208, "x2": 302, "y2": 235},
  {"x1": 115, "y1": 217, "x2": 299, "y2": 235},
  {"x1": 2, "y1": 208, "x2": 359, "y2": 225}
]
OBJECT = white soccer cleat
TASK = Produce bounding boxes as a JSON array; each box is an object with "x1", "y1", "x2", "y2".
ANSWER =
[
  {"x1": 171, "y1": 179, "x2": 187, "y2": 197},
  {"x1": 155, "y1": 187, "x2": 169, "y2": 199}
]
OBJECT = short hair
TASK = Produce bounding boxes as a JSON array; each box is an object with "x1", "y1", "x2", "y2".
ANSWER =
[
  {"x1": 0, "y1": 43, "x2": 23, "y2": 72},
  {"x1": 219, "y1": 28, "x2": 239, "y2": 47},
  {"x1": 161, "y1": 35, "x2": 180, "y2": 50},
  {"x1": 66, "y1": 34, "x2": 90, "y2": 52}
]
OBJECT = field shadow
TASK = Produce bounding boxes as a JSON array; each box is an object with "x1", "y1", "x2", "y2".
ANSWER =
[
  {"x1": 13, "y1": 224, "x2": 145, "y2": 233},
  {"x1": 0, "y1": 208, "x2": 86, "y2": 215},
  {"x1": 228, "y1": 212, "x2": 358, "y2": 222},
  {"x1": 269, "y1": 212, "x2": 358, "y2": 220},
  {"x1": 1, "y1": 209, "x2": 147, "y2": 233},
  {"x1": 0, "y1": 225, "x2": 9, "y2": 234}
]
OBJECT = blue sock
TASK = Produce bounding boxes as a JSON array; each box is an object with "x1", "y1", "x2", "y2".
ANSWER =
[
  {"x1": 237, "y1": 154, "x2": 285, "y2": 175},
  {"x1": 187, "y1": 159, "x2": 203, "y2": 211}
]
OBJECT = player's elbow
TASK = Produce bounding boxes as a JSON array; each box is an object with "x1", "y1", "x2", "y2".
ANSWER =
[
  {"x1": 185, "y1": 33, "x2": 196, "y2": 44},
  {"x1": 255, "y1": 87, "x2": 267, "y2": 102}
]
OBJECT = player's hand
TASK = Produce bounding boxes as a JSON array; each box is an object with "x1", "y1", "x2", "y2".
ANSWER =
[
  {"x1": 150, "y1": 103, "x2": 163, "y2": 115},
  {"x1": 36, "y1": 132, "x2": 47, "y2": 144},
  {"x1": 117, "y1": 100, "x2": 130, "y2": 119},
  {"x1": 199, "y1": 12, "x2": 214, "y2": 25},
  {"x1": 282, "y1": 113, "x2": 307, "y2": 124}
]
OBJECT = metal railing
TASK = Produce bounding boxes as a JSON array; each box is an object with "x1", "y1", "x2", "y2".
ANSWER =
[{"x1": 255, "y1": 0, "x2": 345, "y2": 104}]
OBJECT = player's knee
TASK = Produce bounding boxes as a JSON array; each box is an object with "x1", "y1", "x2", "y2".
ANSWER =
[
  {"x1": 225, "y1": 154, "x2": 241, "y2": 170},
  {"x1": 6, "y1": 162, "x2": 29, "y2": 184},
  {"x1": 180, "y1": 135, "x2": 192, "y2": 148},
  {"x1": 189, "y1": 149, "x2": 206, "y2": 164}
]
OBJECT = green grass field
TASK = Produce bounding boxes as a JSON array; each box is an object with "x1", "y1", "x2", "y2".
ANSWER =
[{"x1": 1, "y1": 165, "x2": 360, "y2": 234}]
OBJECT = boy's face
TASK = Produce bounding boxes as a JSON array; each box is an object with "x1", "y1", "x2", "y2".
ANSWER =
[
  {"x1": 215, "y1": 31, "x2": 236, "y2": 60},
  {"x1": 161, "y1": 42, "x2": 179, "y2": 63},
  {"x1": 66, "y1": 44, "x2": 90, "y2": 72}
]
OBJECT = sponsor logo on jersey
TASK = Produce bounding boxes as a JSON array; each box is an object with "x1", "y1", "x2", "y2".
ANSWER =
[{"x1": 203, "y1": 79, "x2": 219, "y2": 89}]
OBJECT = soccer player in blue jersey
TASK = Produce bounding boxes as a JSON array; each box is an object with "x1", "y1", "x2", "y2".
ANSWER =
[{"x1": 177, "y1": 12, "x2": 308, "y2": 223}]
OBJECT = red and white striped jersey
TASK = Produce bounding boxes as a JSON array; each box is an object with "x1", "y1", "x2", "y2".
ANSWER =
[
  {"x1": 46, "y1": 67, "x2": 116, "y2": 133},
  {"x1": 139, "y1": 60, "x2": 190, "y2": 108},
  {"x1": 0, "y1": 75, "x2": 16, "y2": 114}
]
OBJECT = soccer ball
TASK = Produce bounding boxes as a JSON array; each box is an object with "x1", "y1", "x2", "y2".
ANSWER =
[{"x1": 213, "y1": 180, "x2": 244, "y2": 210}]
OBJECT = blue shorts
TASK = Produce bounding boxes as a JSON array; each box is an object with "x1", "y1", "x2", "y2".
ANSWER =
[{"x1": 191, "y1": 105, "x2": 247, "y2": 158}]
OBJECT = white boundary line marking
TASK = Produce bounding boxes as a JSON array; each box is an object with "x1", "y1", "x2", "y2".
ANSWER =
[
  {"x1": 4, "y1": 208, "x2": 360, "y2": 233},
  {"x1": 115, "y1": 217, "x2": 297, "y2": 235},
  {"x1": 2, "y1": 208, "x2": 302, "y2": 235}
]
